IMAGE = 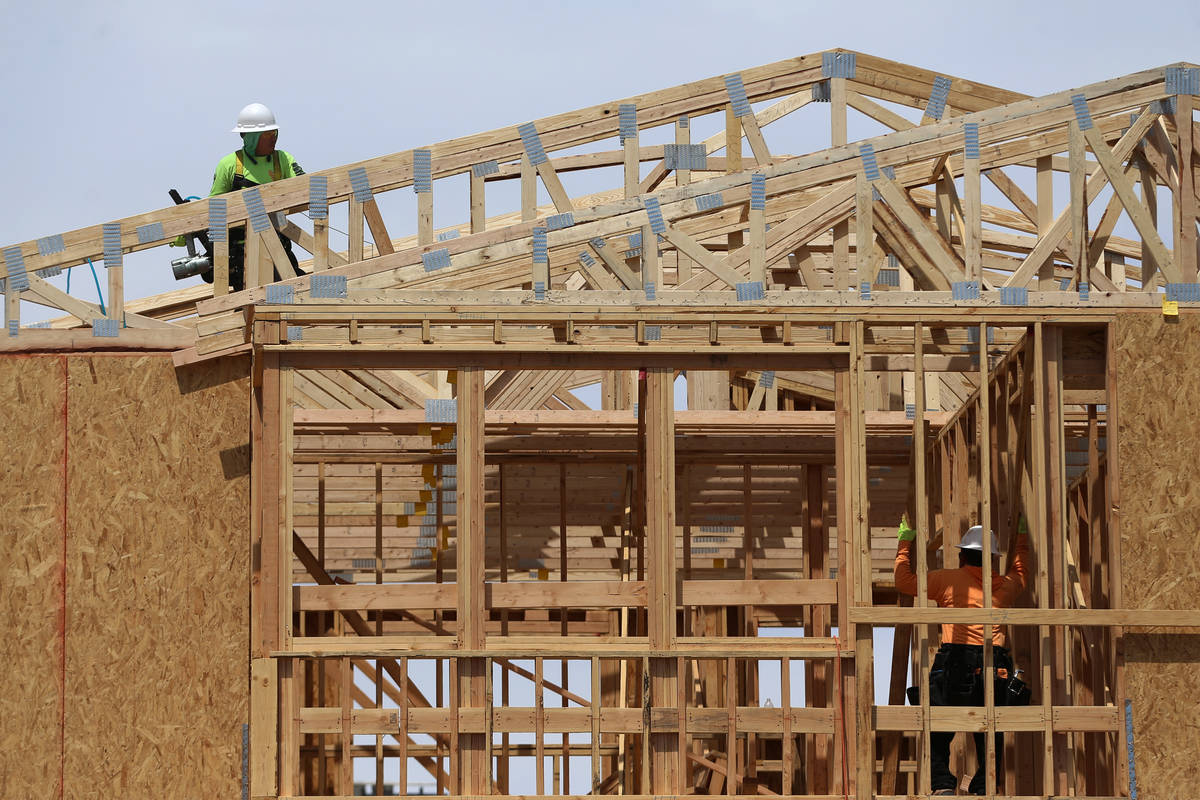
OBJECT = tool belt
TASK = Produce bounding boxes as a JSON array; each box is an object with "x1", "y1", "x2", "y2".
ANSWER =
[{"x1": 907, "y1": 643, "x2": 1031, "y2": 707}]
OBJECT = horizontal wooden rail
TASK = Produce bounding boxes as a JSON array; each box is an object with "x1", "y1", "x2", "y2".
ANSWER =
[
  {"x1": 297, "y1": 704, "x2": 837, "y2": 736},
  {"x1": 849, "y1": 606, "x2": 1200, "y2": 627},
  {"x1": 294, "y1": 578, "x2": 839, "y2": 612},
  {"x1": 280, "y1": 634, "x2": 843, "y2": 658},
  {"x1": 874, "y1": 703, "x2": 1121, "y2": 732}
]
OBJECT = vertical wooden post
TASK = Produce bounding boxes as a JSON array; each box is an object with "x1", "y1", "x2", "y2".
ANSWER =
[
  {"x1": 279, "y1": 657, "x2": 299, "y2": 796},
  {"x1": 399, "y1": 657, "x2": 408, "y2": 795},
  {"x1": 1176, "y1": 94, "x2": 1197, "y2": 281},
  {"x1": 250, "y1": 657, "x2": 279, "y2": 797},
  {"x1": 257, "y1": 350, "x2": 283, "y2": 657},
  {"x1": 245, "y1": 224, "x2": 262, "y2": 288},
  {"x1": 340, "y1": 657, "x2": 353, "y2": 794},
  {"x1": 470, "y1": 167, "x2": 486, "y2": 234},
  {"x1": 213, "y1": 216, "x2": 231, "y2": 293},
  {"x1": 749, "y1": 176, "x2": 767, "y2": 286},
  {"x1": 3, "y1": 285, "x2": 18, "y2": 335},
  {"x1": 624, "y1": 109, "x2": 640, "y2": 201},
  {"x1": 851, "y1": 321, "x2": 874, "y2": 800},
  {"x1": 1069, "y1": 122, "x2": 1089, "y2": 287},
  {"x1": 592, "y1": 656, "x2": 602, "y2": 792},
  {"x1": 311, "y1": 212, "x2": 328, "y2": 272},
  {"x1": 280, "y1": 366, "x2": 294, "y2": 651},
  {"x1": 726, "y1": 106, "x2": 745, "y2": 271},
  {"x1": 107, "y1": 238, "x2": 124, "y2": 325},
  {"x1": 643, "y1": 221, "x2": 662, "y2": 290},
  {"x1": 831, "y1": 77, "x2": 851, "y2": 291},
  {"x1": 374, "y1": 461, "x2": 384, "y2": 795},
  {"x1": 979, "y1": 323, "x2": 997, "y2": 796},
  {"x1": 644, "y1": 367, "x2": 679, "y2": 793},
  {"x1": 536, "y1": 656, "x2": 545, "y2": 795},
  {"x1": 833, "y1": 325, "x2": 854, "y2": 796},
  {"x1": 1045, "y1": 325, "x2": 1073, "y2": 791},
  {"x1": 349, "y1": 195, "x2": 365, "y2": 262},
  {"x1": 1139, "y1": 159, "x2": 1159, "y2": 289},
  {"x1": 964, "y1": 129, "x2": 982, "y2": 283},
  {"x1": 1104, "y1": 320, "x2": 1127, "y2": 792},
  {"x1": 855, "y1": 174, "x2": 873, "y2": 289},
  {"x1": 559, "y1": 464, "x2": 571, "y2": 795},
  {"x1": 675, "y1": 116, "x2": 693, "y2": 283},
  {"x1": 804, "y1": 463, "x2": 830, "y2": 793},
  {"x1": 913, "y1": 323, "x2": 932, "y2": 797},
  {"x1": 1037, "y1": 156, "x2": 1056, "y2": 288},
  {"x1": 521, "y1": 154, "x2": 537, "y2": 221},
  {"x1": 457, "y1": 366, "x2": 487, "y2": 794}
]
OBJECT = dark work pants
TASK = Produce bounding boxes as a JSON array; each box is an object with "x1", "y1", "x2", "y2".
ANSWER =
[
  {"x1": 928, "y1": 643, "x2": 1012, "y2": 794},
  {"x1": 931, "y1": 729, "x2": 1003, "y2": 793}
]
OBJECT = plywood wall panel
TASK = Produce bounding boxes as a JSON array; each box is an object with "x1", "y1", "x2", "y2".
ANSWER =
[
  {"x1": 62, "y1": 354, "x2": 250, "y2": 800},
  {"x1": 1113, "y1": 313, "x2": 1200, "y2": 797},
  {"x1": 0, "y1": 355, "x2": 66, "y2": 798}
]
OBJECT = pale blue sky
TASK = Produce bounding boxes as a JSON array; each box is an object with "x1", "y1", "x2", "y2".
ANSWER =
[{"x1": 2, "y1": 0, "x2": 1198, "y2": 315}]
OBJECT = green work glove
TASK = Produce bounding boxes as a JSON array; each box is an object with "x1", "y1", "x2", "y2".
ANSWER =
[
  {"x1": 897, "y1": 517, "x2": 915, "y2": 542},
  {"x1": 1018, "y1": 515, "x2": 1029, "y2": 536},
  {"x1": 170, "y1": 235, "x2": 188, "y2": 248}
]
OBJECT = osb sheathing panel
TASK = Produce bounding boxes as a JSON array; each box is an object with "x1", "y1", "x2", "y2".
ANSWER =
[
  {"x1": 1113, "y1": 313, "x2": 1200, "y2": 796},
  {"x1": 63, "y1": 354, "x2": 250, "y2": 799},
  {"x1": 0, "y1": 356, "x2": 66, "y2": 797}
]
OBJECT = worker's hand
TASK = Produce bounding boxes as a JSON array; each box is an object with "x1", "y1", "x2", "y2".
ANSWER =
[
  {"x1": 170, "y1": 235, "x2": 187, "y2": 248},
  {"x1": 897, "y1": 517, "x2": 915, "y2": 542},
  {"x1": 1017, "y1": 515, "x2": 1029, "y2": 536}
]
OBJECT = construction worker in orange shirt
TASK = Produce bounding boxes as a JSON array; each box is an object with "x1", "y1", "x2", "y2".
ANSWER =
[{"x1": 895, "y1": 517, "x2": 1031, "y2": 795}]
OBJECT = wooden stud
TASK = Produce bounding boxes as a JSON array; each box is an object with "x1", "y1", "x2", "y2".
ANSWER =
[
  {"x1": 349, "y1": 196, "x2": 365, "y2": 263},
  {"x1": 521, "y1": 154, "x2": 537, "y2": 222},
  {"x1": 311, "y1": 214, "x2": 328, "y2": 272},
  {"x1": 914, "y1": 322, "x2": 932, "y2": 797},
  {"x1": 965, "y1": 135, "x2": 983, "y2": 282},
  {"x1": 855, "y1": 173, "x2": 873, "y2": 287},
  {"x1": 1176, "y1": 93, "x2": 1197, "y2": 282},
  {"x1": 470, "y1": 168, "x2": 486, "y2": 235},
  {"x1": 250, "y1": 657, "x2": 279, "y2": 797},
  {"x1": 3, "y1": 285, "x2": 18, "y2": 335},
  {"x1": 418, "y1": 188, "x2": 434, "y2": 247},
  {"x1": 831, "y1": 77, "x2": 851, "y2": 292},
  {"x1": 675, "y1": 117, "x2": 693, "y2": 283}
]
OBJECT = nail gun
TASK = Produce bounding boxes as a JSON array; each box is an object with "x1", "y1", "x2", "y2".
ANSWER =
[{"x1": 167, "y1": 189, "x2": 213, "y2": 280}]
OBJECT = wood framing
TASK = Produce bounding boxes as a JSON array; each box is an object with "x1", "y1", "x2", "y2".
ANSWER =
[{"x1": 3, "y1": 49, "x2": 1200, "y2": 800}]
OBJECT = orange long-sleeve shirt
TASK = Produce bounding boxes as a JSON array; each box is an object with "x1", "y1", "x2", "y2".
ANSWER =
[{"x1": 893, "y1": 534, "x2": 1030, "y2": 646}]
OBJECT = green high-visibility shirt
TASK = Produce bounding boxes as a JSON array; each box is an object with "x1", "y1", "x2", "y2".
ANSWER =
[{"x1": 209, "y1": 149, "x2": 304, "y2": 196}]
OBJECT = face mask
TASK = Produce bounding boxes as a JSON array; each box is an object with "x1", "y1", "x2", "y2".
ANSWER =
[{"x1": 241, "y1": 132, "x2": 262, "y2": 156}]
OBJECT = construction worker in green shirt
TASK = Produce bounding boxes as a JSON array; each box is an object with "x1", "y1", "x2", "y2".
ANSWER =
[{"x1": 206, "y1": 102, "x2": 306, "y2": 291}]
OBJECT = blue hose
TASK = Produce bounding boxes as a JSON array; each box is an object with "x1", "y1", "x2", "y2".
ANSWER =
[{"x1": 83, "y1": 258, "x2": 106, "y2": 316}]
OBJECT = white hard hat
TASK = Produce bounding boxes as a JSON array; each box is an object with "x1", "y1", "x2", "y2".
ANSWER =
[
  {"x1": 232, "y1": 103, "x2": 278, "y2": 133},
  {"x1": 957, "y1": 525, "x2": 1000, "y2": 555}
]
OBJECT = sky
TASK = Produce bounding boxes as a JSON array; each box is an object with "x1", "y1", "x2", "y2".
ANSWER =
[
  {"x1": 2, "y1": 0, "x2": 1198, "y2": 321},
  {"x1": 1, "y1": 1, "x2": 1195, "y2": 789}
]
